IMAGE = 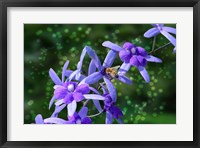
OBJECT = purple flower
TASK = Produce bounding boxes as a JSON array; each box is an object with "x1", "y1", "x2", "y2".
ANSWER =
[
  {"x1": 35, "y1": 107, "x2": 92, "y2": 124},
  {"x1": 79, "y1": 46, "x2": 132, "y2": 102},
  {"x1": 54, "y1": 82, "x2": 89, "y2": 104},
  {"x1": 144, "y1": 24, "x2": 176, "y2": 53},
  {"x1": 68, "y1": 107, "x2": 92, "y2": 124},
  {"x1": 101, "y1": 85, "x2": 123, "y2": 124},
  {"x1": 49, "y1": 60, "x2": 86, "y2": 109},
  {"x1": 82, "y1": 46, "x2": 132, "y2": 85},
  {"x1": 35, "y1": 114, "x2": 70, "y2": 124},
  {"x1": 102, "y1": 41, "x2": 162, "y2": 83},
  {"x1": 49, "y1": 59, "x2": 105, "y2": 116},
  {"x1": 54, "y1": 81, "x2": 105, "y2": 116},
  {"x1": 35, "y1": 114, "x2": 44, "y2": 124}
]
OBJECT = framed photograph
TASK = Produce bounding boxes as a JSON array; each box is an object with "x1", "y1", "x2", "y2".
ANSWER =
[{"x1": 0, "y1": 0, "x2": 199, "y2": 147}]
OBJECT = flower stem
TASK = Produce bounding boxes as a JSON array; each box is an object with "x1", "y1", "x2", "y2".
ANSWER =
[
  {"x1": 87, "y1": 110, "x2": 104, "y2": 118},
  {"x1": 149, "y1": 42, "x2": 171, "y2": 54},
  {"x1": 151, "y1": 36, "x2": 156, "y2": 51},
  {"x1": 83, "y1": 99, "x2": 90, "y2": 107}
]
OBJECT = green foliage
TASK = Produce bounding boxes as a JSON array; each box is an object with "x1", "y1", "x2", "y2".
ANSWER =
[{"x1": 24, "y1": 24, "x2": 176, "y2": 124}]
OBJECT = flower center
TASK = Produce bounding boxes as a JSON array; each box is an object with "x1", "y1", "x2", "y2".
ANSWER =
[
  {"x1": 131, "y1": 47, "x2": 136, "y2": 54},
  {"x1": 103, "y1": 94, "x2": 114, "y2": 110},
  {"x1": 76, "y1": 119, "x2": 82, "y2": 124},
  {"x1": 100, "y1": 66, "x2": 107, "y2": 76},
  {"x1": 156, "y1": 25, "x2": 163, "y2": 31},
  {"x1": 67, "y1": 84, "x2": 74, "y2": 92}
]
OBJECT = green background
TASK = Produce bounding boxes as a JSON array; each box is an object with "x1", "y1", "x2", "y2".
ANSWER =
[{"x1": 24, "y1": 24, "x2": 176, "y2": 124}]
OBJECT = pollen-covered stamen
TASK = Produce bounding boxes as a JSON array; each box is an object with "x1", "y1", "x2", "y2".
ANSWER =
[{"x1": 67, "y1": 84, "x2": 75, "y2": 92}]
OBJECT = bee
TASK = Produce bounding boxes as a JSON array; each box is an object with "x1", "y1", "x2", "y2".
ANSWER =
[
  {"x1": 97, "y1": 65, "x2": 120, "y2": 90},
  {"x1": 105, "y1": 66, "x2": 120, "y2": 79}
]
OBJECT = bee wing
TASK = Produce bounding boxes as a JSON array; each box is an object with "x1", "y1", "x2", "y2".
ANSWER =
[
  {"x1": 111, "y1": 65, "x2": 120, "y2": 71},
  {"x1": 110, "y1": 73, "x2": 116, "y2": 78}
]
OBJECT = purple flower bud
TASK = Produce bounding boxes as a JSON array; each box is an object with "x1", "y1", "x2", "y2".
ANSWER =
[{"x1": 123, "y1": 42, "x2": 135, "y2": 50}]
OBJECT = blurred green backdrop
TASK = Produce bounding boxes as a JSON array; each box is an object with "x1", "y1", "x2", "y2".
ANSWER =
[{"x1": 24, "y1": 24, "x2": 176, "y2": 124}]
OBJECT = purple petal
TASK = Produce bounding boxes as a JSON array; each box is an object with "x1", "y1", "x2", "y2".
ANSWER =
[
  {"x1": 89, "y1": 87, "x2": 103, "y2": 112},
  {"x1": 81, "y1": 117, "x2": 92, "y2": 124},
  {"x1": 84, "y1": 46, "x2": 102, "y2": 71},
  {"x1": 93, "y1": 100, "x2": 103, "y2": 112},
  {"x1": 67, "y1": 100, "x2": 77, "y2": 116},
  {"x1": 78, "y1": 107, "x2": 88, "y2": 119},
  {"x1": 62, "y1": 60, "x2": 69, "y2": 83},
  {"x1": 118, "y1": 63, "x2": 131, "y2": 75},
  {"x1": 35, "y1": 114, "x2": 44, "y2": 124},
  {"x1": 55, "y1": 99, "x2": 64, "y2": 106},
  {"x1": 137, "y1": 55, "x2": 147, "y2": 67},
  {"x1": 119, "y1": 49, "x2": 131, "y2": 63},
  {"x1": 77, "y1": 48, "x2": 87, "y2": 71},
  {"x1": 68, "y1": 70, "x2": 79, "y2": 81},
  {"x1": 100, "y1": 83, "x2": 108, "y2": 94},
  {"x1": 65, "y1": 70, "x2": 85, "y2": 81},
  {"x1": 68, "y1": 112, "x2": 79, "y2": 122},
  {"x1": 152, "y1": 24, "x2": 164, "y2": 27},
  {"x1": 106, "y1": 111, "x2": 113, "y2": 124},
  {"x1": 73, "y1": 92, "x2": 84, "y2": 102},
  {"x1": 136, "y1": 47, "x2": 148, "y2": 57},
  {"x1": 82, "y1": 72, "x2": 103, "y2": 85},
  {"x1": 163, "y1": 26, "x2": 176, "y2": 34},
  {"x1": 130, "y1": 55, "x2": 139, "y2": 67},
  {"x1": 146, "y1": 55, "x2": 162, "y2": 63},
  {"x1": 83, "y1": 94, "x2": 105, "y2": 100},
  {"x1": 77, "y1": 75, "x2": 86, "y2": 81},
  {"x1": 109, "y1": 106, "x2": 123, "y2": 119},
  {"x1": 118, "y1": 75, "x2": 133, "y2": 85},
  {"x1": 102, "y1": 41, "x2": 123, "y2": 52},
  {"x1": 174, "y1": 47, "x2": 176, "y2": 53},
  {"x1": 122, "y1": 42, "x2": 135, "y2": 50},
  {"x1": 76, "y1": 74, "x2": 86, "y2": 82},
  {"x1": 144, "y1": 28, "x2": 160, "y2": 38},
  {"x1": 116, "y1": 118, "x2": 123, "y2": 124},
  {"x1": 75, "y1": 83, "x2": 90, "y2": 94},
  {"x1": 88, "y1": 60, "x2": 96, "y2": 75},
  {"x1": 103, "y1": 77, "x2": 117, "y2": 102},
  {"x1": 53, "y1": 85, "x2": 64, "y2": 89},
  {"x1": 51, "y1": 104, "x2": 66, "y2": 117},
  {"x1": 89, "y1": 87, "x2": 100, "y2": 94},
  {"x1": 44, "y1": 118, "x2": 68, "y2": 124},
  {"x1": 63, "y1": 93, "x2": 74, "y2": 104},
  {"x1": 54, "y1": 86, "x2": 67, "y2": 99},
  {"x1": 138, "y1": 66, "x2": 150, "y2": 83},
  {"x1": 103, "y1": 50, "x2": 117, "y2": 67},
  {"x1": 49, "y1": 95, "x2": 56, "y2": 109},
  {"x1": 75, "y1": 72, "x2": 81, "y2": 80},
  {"x1": 49, "y1": 68, "x2": 62, "y2": 85},
  {"x1": 160, "y1": 30, "x2": 176, "y2": 46},
  {"x1": 65, "y1": 70, "x2": 73, "y2": 77}
]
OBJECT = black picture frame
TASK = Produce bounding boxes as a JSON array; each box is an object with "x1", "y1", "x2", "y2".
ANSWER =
[{"x1": 0, "y1": 0, "x2": 199, "y2": 147}]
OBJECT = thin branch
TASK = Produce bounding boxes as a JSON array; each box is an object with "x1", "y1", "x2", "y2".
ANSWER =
[
  {"x1": 83, "y1": 99, "x2": 90, "y2": 107},
  {"x1": 151, "y1": 36, "x2": 156, "y2": 52},
  {"x1": 87, "y1": 110, "x2": 104, "y2": 118},
  {"x1": 149, "y1": 42, "x2": 171, "y2": 54}
]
